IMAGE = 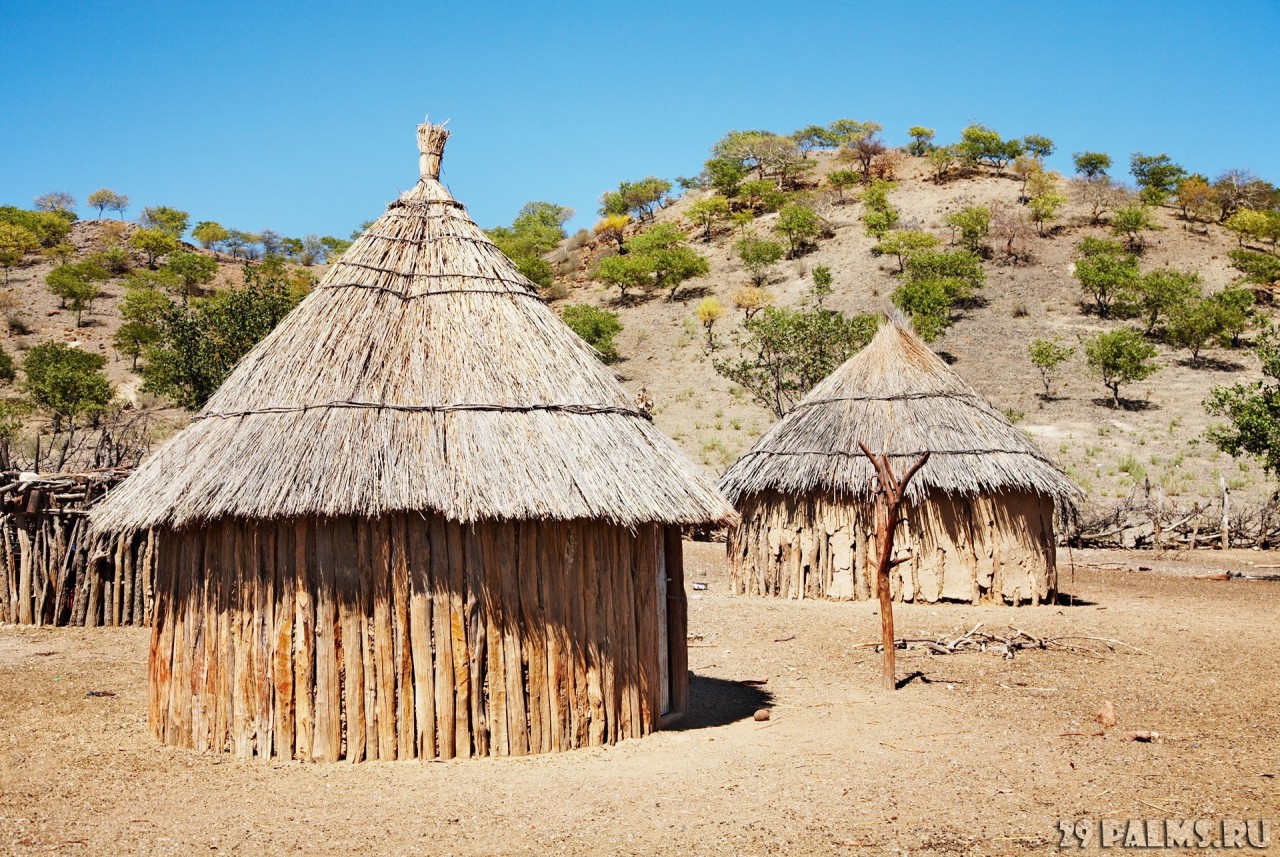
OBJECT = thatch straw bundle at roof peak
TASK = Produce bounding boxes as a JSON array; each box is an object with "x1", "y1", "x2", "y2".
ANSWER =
[
  {"x1": 718, "y1": 318, "x2": 1081, "y2": 510},
  {"x1": 93, "y1": 121, "x2": 735, "y2": 532}
]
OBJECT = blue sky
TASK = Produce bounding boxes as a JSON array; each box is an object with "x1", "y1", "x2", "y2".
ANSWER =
[{"x1": 2, "y1": 0, "x2": 1277, "y2": 237}]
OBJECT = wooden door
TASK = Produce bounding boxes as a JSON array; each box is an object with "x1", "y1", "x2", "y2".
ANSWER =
[{"x1": 656, "y1": 527, "x2": 670, "y2": 716}]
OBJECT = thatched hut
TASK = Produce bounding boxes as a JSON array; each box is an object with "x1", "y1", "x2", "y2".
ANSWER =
[
  {"x1": 92, "y1": 122, "x2": 734, "y2": 761},
  {"x1": 718, "y1": 319, "x2": 1080, "y2": 604}
]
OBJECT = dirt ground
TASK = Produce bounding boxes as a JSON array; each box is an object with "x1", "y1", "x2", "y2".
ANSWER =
[{"x1": 2, "y1": 542, "x2": 1277, "y2": 855}]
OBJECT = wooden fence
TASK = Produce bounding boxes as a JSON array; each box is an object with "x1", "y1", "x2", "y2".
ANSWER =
[
  {"x1": 0, "y1": 470, "x2": 155, "y2": 627},
  {"x1": 1071, "y1": 477, "x2": 1279, "y2": 550}
]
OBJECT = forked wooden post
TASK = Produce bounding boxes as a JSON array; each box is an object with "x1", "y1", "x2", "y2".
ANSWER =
[{"x1": 858, "y1": 442, "x2": 929, "y2": 691}]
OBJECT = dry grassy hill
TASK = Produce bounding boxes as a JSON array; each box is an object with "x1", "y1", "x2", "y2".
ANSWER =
[
  {"x1": 0, "y1": 152, "x2": 1272, "y2": 518},
  {"x1": 542, "y1": 152, "x2": 1271, "y2": 515}
]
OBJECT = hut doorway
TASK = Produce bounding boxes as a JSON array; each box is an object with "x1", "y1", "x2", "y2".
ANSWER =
[{"x1": 656, "y1": 529, "x2": 670, "y2": 716}]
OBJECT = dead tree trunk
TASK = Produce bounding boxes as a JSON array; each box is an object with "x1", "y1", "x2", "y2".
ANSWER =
[{"x1": 858, "y1": 442, "x2": 929, "y2": 691}]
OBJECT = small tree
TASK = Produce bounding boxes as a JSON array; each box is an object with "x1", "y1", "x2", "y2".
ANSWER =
[
  {"x1": 593, "y1": 214, "x2": 630, "y2": 253},
  {"x1": 625, "y1": 224, "x2": 709, "y2": 301},
  {"x1": 601, "y1": 176, "x2": 672, "y2": 222},
  {"x1": 1129, "y1": 153, "x2": 1186, "y2": 206},
  {"x1": 944, "y1": 206, "x2": 991, "y2": 252},
  {"x1": 694, "y1": 297, "x2": 724, "y2": 350},
  {"x1": 140, "y1": 206, "x2": 190, "y2": 238},
  {"x1": 1074, "y1": 238, "x2": 1139, "y2": 318},
  {"x1": 0, "y1": 223, "x2": 38, "y2": 283},
  {"x1": 957, "y1": 124, "x2": 1023, "y2": 173},
  {"x1": 903, "y1": 249, "x2": 985, "y2": 301},
  {"x1": 774, "y1": 203, "x2": 822, "y2": 256},
  {"x1": 1084, "y1": 327, "x2": 1158, "y2": 407},
  {"x1": 1028, "y1": 339, "x2": 1074, "y2": 398},
  {"x1": 192, "y1": 220, "x2": 230, "y2": 250},
  {"x1": 131, "y1": 227, "x2": 179, "y2": 268},
  {"x1": 731, "y1": 285, "x2": 774, "y2": 319},
  {"x1": 1166, "y1": 297, "x2": 1224, "y2": 367},
  {"x1": 1111, "y1": 204, "x2": 1157, "y2": 251},
  {"x1": 906, "y1": 126, "x2": 936, "y2": 156},
  {"x1": 1069, "y1": 175, "x2": 1127, "y2": 225},
  {"x1": 891, "y1": 278, "x2": 952, "y2": 341},
  {"x1": 45, "y1": 262, "x2": 107, "y2": 325},
  {"x1": 1224, "y1": 209, "x2": 1272, "y2": 248},
  {"x1": 713, "y1": 308, "x2": 878, "y2": 417},
  {"x1": 21, "y1": 342, "x2": 115, "y2": 430},
  {"x1": 561, "y1": 304, "x2": 623, "y2": 363},
  {"x1": 809, "y1": 265, "x2": 833, "y2": 307},
  {"x1": 141, "y1": 263, "x2": 304, "y2": 409},
  {"x1": 1206, "y1": 321, "x2": 1280, "y2": 476},
  {"x1": 1022, "y1": 134, "x2": 1055, "y2": 159},
  {"x1": 792, "y1": 124, "x2": 836, "y2": 156},
  {"x1": 87, "y1": 188, "x2": 128, "y2": 219},
  {"x1": 166, "y1": 250, "x2": 219, "y2": 304},
  {"x1": 1227, "y1": 250, "x2": 1280, "y2": 286},
  {"x1": 1072, "y1": 152, "x2": 1112, "y2": 179},
  {"x1": 734, "y1": 237, "x2": 785, "y2": 285},
  {"x1": 873, "y1": 229, "x2": 941, "y2": 271},
  {"x1": 1175, "y1": 176, "x2": 1217, "y2": 226},
  {"x1": 1011, "y1": 155, "x2": 1042, "y2": 201},
  {"x1": 1130, "y1": 267, "x2": 1200, "y2": 335},
  {"x1": 989, "y1": 201, "x2": 1033, "y2": 262},
  {"x1": 685, "y1": 196, "x2": 730, "y2": 241},
  {"x1": 34, "y1": 192, "x2": 76, "y2": 214},
  {"x1": 0, "y1": 346, "x2": 15, "y2": 383},
  {"x1": 1207, "y1": 285, "x2": 1255, "y2": 348},
  {"x1": 827, "y1": 169, "x2": 860, "y2": 200},
  {"x1": 704, "y1": 157, "x2": 749, "y2": 197},
  {"x1": 595, "y1": 255, "x2": 649, "y2": 304},
  {"x1": 927, "y1": 145, "x2": 958, "y2": 182},
  {"x1": 1026, "y1": 170, "x2": 1066, "y2": 235}
]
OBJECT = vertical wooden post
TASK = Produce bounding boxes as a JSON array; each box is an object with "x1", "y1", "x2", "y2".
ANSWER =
[
  {"x1": 1220, "y1": 476, "x2": 1230, "y2": 551},
  {"x1": 858, "y1": 443, "x2": 930, "y2": 692}
]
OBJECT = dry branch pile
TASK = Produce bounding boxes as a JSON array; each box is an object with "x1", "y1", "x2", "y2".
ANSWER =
[
  {"x1": 864, "y1": 622, "x2": 1149, "y2": 660},
  {"x1": 0, "y1": 470, "x2": 155, "y2": 626}
]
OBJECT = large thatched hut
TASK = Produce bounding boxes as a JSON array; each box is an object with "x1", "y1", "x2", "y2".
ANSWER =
[
  {"x1": 718, "y1": 319, "x2": 1080, "y2": 604},
  {"x1": 93, "y1": 122, "x2": 734, "y2": 761}
]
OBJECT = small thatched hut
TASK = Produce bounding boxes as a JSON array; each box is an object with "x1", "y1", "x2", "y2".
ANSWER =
[
  {"x1": 92, "y1": 122, "x2": 734, "y2": 761},
  {"x1": 718, "y1": 319, "x2": 1080, "y2": 604}
]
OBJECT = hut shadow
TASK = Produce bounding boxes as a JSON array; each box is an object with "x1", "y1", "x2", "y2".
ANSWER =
[
  {"x1": 1178, "y1": 355, "x2": 1245, "y2": 372},
  {"x1": 1090, "y1": 397, "x2": 1158, "y2": 411},
  {"x1": 668, "y1": 674, "x2": 773, "y2": 730},
  {"x1": 895, "y1": 671, "x2": 967, "y2": 690},
  {"x1": 1053, "y1": 591, "x2": 1097, "y2": 607}
]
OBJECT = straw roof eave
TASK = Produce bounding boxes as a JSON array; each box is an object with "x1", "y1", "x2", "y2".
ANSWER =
[{"x1": 717, "y1": 321, "x2": 1083, "y2": 514}]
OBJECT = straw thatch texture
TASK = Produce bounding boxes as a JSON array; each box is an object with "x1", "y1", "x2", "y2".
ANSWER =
[
  {"x1": 719, "y1": 319, "x2": 1079, "y2": 604},
  {"x1": 718, "y1": 321, "x2": 1081, "y2": 510},
  {"x1": 92, "y1": 124, "x2": 733, "y2": 533}
]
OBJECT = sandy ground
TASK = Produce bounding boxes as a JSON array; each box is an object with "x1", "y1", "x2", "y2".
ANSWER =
[{"x1": 1, "y1": 542, "x2": 1277, "y2": 856}]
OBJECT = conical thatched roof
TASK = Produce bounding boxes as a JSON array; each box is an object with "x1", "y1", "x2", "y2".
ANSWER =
[
  {"x1": 94, "y1": 122, "x2": 734, "y2": 532},
  {"x1": 718, "y1": 318, "x2": 1081, "y2": 509}
]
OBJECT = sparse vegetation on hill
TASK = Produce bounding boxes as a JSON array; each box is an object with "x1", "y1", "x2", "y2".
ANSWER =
[{"x1": 3, "y1": 117, "x2": 1279, "y2": 517}]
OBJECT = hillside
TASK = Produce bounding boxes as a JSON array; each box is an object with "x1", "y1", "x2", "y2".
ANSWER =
[
  {"x1": 0, "y1": 148, "x2": 1274, "y2": 518},
  {"x1": 541, "y1": 151, "x2": 1272, "y2": 515}
]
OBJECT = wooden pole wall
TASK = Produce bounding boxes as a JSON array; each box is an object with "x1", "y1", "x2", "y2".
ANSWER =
[
  {"x1": 149, "y1": 515, "x2": 682, "y2": 761},
  {"x1": 726, "y1": 490, "x2": 1058, "y2": 605}
]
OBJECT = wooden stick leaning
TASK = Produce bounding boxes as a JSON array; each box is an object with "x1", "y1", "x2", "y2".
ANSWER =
[{"x1": 857, "y1": 442, "x2": 930, "y2": 691}]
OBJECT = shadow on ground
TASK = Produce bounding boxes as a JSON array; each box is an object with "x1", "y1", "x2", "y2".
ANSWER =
[{"x1": 671, "y1": 674, "x2": 773, "y2": 731}]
